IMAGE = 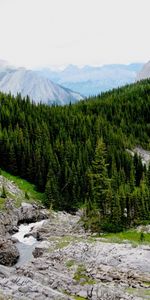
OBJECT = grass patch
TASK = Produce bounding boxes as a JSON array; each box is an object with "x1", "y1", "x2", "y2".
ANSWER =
[
  {"x1": 126, "y1": 287, "x2": 150, "y2": 298},
  {"x1": 56, "y1": 236, "x2": 75, "y2": 249},
  {"x1": 0, "y1": 197, "x2": 6, "y2": 210},
  {"x1": 103, "y1": 230, "x2": 150, "y2": 245},
  {"x1": 73, "y1": 264, "x2": 96, "y2": 286},
  {"x1": 73, "y1": 296, "x2": 87, "y2": 300},
  {"x1": 54, "y1": 235, "x2": 83, "y2": 250},
  {"x1": 143, "y1": 281, "x2": 150, "y2": 287},
  {"x1": 1, "y1": 170, "x2": 45, "y2": 205},
  {"x1": 66, "y1": 259, "x2": 75, "y2": 268},
  {"x1": 56, "y1": 240, "x2": 70, "y2": 249}
]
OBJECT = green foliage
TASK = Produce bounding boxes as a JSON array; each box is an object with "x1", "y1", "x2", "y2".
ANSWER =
[
  {"x1": 25, "y1": 191, "x2": 30, "y2": 200},
  {"x1": 66, "y1": 259, "x2": 75, "y2": 268},
  {"x1": 73, "y1": 297, "x2": 86, "y2": 300},
  {"x1": 126, "y1": 287, "x2": 150, "y2": 298},
  {"x1": 73, "y1": 264, "x2": 95, "y2": 285},
  {"x1": 1, "y1": 170, "x2": 44, "y2": 204},
  {"x1": 0, "y1": 198, "x2": 6, "y2": 210},
  {"x1": 88, "y1": 138, "x2": 110, "y2": 215},
  {"x1": 139, "y1": 232, "x2": 145, "y2": 242},
  {"x1": 1, "y1": 185, "x2": 7, "y2": 198},
  {"x1": 101, "y1": 221, "x2": 123, "y2": 233},
  {"x1": 0, "y1": 80, "x2": 150, "y2": 230},
  {"x1": 103, "y1": 230, "x2": 150, "y2": 244}
]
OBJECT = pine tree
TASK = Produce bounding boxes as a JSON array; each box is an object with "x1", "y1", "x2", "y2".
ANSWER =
[
  {"x1": 88, "y1": 138, "x2": 110, "y2": 216},
  {"x1": 45, "y1": 169, "x2": 59, "y2": 209},
  {"x1": 110, "y1": 193, "x2": 122, "y2": 231}
]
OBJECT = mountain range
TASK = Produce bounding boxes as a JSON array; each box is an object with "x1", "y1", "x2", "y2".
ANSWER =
[
  {"x1": 0, "y1": 60, "x2": 145, "y2": 104},
  {"x1": 0, "y1": 61, "x2": 83, "y2": 105},
  {"x1": 37, "y1": 63, "x2": 144, "y2": 97}
]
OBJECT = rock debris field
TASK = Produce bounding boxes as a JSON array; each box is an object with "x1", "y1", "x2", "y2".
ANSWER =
[{"x1": 0, "y1": 209, "x2": 150, "y2": 300}]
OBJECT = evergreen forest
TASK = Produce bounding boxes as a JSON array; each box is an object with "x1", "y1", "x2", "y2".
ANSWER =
[{"x1": 0, "y1": 79, "x2": 150, "y2": 232}]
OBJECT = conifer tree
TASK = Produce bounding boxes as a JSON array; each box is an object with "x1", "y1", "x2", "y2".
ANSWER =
[{"x1": 88, "y1": 138, "x2": 110, "y2": 216}]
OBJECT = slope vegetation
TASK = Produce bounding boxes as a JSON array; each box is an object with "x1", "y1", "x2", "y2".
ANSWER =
[{"x1": 0, "y1": 79, "x2": 150, "y2": 230}]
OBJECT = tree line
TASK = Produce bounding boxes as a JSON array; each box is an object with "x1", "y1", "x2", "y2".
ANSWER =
[{"x1": 0, "y1": 79, "x2": 150, "y2": 231}]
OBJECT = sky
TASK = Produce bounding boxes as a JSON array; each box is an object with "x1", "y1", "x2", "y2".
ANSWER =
[{"x1": 0, "y1": 0, "x2": 149, "y2": 68}]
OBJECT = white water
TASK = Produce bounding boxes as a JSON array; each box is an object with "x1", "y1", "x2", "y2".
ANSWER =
[
  {"x1": 13, "y1": 220, "x2": 45, "y2": 245},
  {"x1": 12, "y1": 220, "x2": 45, "y2": 266}
]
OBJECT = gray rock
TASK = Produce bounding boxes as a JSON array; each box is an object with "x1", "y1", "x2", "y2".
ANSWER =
[
  {"x1": 77, "y1": 289, "x2": 88, "y2": 298},
  {"x1": 0, "y1": 200, "x2": 48, "y2": 239},
  {"x1": 18, "y1": 286, "x2": 29, "y2": 293},
  {"x1": 11, "y1": 237, "x2": 19, "y2": 243},
  {"x1": 0, "y1": 264, "x2": 14, "y2": 278},
  {"x1": 0, "y1": 236, "x2": 19, "y2": 266},
  {"x1": 32, "y1": 247, "x2": 43, "y2": 258},
  {"x1": 0, "y1": 204, "x2": 148, "y2": 300}
]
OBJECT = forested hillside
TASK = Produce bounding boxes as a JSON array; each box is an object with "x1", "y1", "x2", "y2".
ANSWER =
[{"x1": 0, "y1": 79, "x2": 150, "y2": 231}]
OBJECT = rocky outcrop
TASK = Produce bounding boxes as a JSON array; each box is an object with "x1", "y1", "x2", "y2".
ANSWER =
[
  {"x1": 0, "y1": 210, "x2": 149, "y2": 299},
  {"x1": 0, "y1": 197, "x2": 48, "y2": 268},
  {"x1": 32, "y1": 247, "x2": 44, "y2": 258},
  {"x1": 0, "y1": 175, "x2": 48, "y2": 235},
  {"x1": 0, "y1": 201, "x2": 48, "y2": 236},
  {"x1": 0, "y1": 237, "x2": 19, "y2": 266},
  {"x1": 18, "y1": 202, "x2": 48, "y2": 224},
  {"x1": 0, "y1": 211, "x2": 148, "y2": 299}
]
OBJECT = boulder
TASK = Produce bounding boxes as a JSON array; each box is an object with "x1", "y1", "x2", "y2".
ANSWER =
[
  {"x1": 0, "y1": 236, "x2": 19, "y2": 266},
  {"x1": 24, "y1": 230, "x2": 43, "y2": 241},
  {"x1": 32, "y1": 241, "x2": 51, "y2": 258},
  {"x1": 10, "y1": 236, "x2": 19, "y2": 244},
  {"x1": 18, "y1": 203, "x2": 48, "y2": 223},
  {"x1": 32, "y1": 247, "x2": 44, "y2": 258},
  {"x1": 0, "y1": 202, "x2": 48, "y2": 238}
]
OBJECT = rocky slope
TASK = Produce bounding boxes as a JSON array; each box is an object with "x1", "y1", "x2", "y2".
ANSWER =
[
  {"x1": 0, "y1": 65, "x2": 83, "y2": 105},
  {"x1": 0, "y1": 174, "x2": 48, "y2": 267},
  {"x1": 136, "y1": 61, "x2": 150, "y2": 81},
  {"x1": 0, "y1": 175, "x2": 150, "y2": 299},
  {"x1": 0, "y1": 210, "x2": 150, "y2": 299}
]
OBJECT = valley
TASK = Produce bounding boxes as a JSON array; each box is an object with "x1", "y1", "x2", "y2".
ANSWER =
[
  {"x1": 0, "y1": 79, "x2": 150, "y2": 299},
  {"x1": 0, "y1": 172, "x2": 150, "y2": 299},
  {"x1": 0, "y1": 0, "x2": 150, "y2": 299}
]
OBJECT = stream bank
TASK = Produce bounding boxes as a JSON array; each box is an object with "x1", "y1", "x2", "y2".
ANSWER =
[
  {"x1": 12, "y1": 220, "x2": 45, "y2": 266},
  {"x1": 0, "y1": 210, "x2": 150, "y2": 299},
  {"x1": 0, "y1": 200, "x2": 48, "y2": 267}
]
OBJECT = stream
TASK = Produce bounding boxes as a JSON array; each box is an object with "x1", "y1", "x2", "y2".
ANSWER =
[{"x1": 12, "y1": 220, "x2": 45, "y2": 266}]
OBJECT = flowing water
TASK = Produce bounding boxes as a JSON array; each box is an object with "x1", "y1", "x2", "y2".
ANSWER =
[{"x1": 12, "y1": 220, "x2": 45, "y2": 266}]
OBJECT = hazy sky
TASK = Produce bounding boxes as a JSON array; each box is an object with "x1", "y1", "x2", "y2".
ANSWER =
[{"x1": 0, "y1": 0, "x2": 149, "y2": 68}]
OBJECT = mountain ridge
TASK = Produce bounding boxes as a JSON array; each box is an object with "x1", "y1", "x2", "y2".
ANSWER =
[
  {"x1": 37, "y1": 63, "x2": 144, "y2": 97},
  {"x1": 136, "y1": 61, "x2": 150, "y2": 81},
  {"x1": 0, "y1": 65, "x2": 83, "y2": 105}
]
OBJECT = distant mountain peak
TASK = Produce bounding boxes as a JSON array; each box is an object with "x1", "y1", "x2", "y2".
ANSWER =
[
  {"x1": 136, "y1": 61, "x2": 150, "y2": 81},
  {"x1": 0, "y1": 64, "x2": 83, "y2": 105}
]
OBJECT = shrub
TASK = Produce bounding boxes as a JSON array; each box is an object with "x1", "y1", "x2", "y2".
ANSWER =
[
  {"x1": 1, "y1": 185, "x2": 7, "y2": 198},
  {"x1": 139, "y1": 232, "x2": 145, "y2": 242},
  {"x1": 25, "y1": 191, "x2": 30, "y2": 200}
]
